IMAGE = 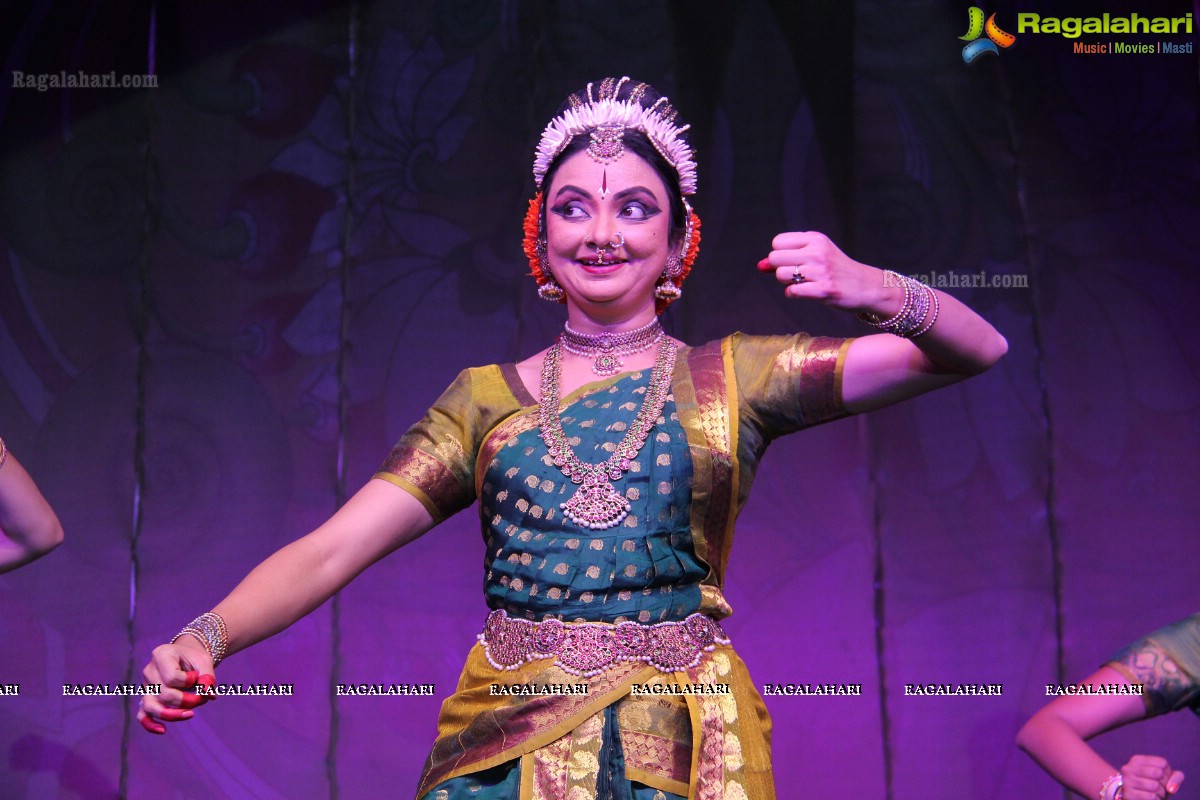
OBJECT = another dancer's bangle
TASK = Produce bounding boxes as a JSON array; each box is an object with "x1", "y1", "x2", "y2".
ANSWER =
[
  {"x1": 858, "y1": 271, "x2": 938, "y2": 338},
  {"x1": 0, "y1": 437, "x2": 7, "y2": 470},
  {"x1": 1099, "y1": 773, "x2": 1123, "y2": 800},
  {"x1": 172, "y1": 612, "x2": 229, "y2": 667}
]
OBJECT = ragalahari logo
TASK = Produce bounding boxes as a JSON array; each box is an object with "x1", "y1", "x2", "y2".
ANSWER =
[{"x1": 960, "y1": 7, "x2": 1017, "y2": 63}]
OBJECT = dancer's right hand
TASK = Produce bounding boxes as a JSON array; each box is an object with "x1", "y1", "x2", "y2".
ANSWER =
[
  {"x1": 138, "y1": 636, "x2": 215, "y2": 734},
  {"x1": 1120, "y1": 755, "x2": 1185, "y2": 799}
]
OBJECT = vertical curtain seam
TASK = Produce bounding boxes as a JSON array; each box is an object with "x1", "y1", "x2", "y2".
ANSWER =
[
  {"x1": 865, "y1": 413, "x2": 893, "y2": 800},
  {"x1": 327, "y1": 3, "x2": 362, "y2": 798},
  {"x1": 992, "y1": 48, "x2": 1068, "y2": 800},
  {"x1": 853, "y1": 6, "x2": 891, "y2": 794},
  {"x1": 994, "y1": 57, "x2": 1067, "y2": 691},
  {"x1": 121, "y1": 2, "x2": 158, "y2": 793}
]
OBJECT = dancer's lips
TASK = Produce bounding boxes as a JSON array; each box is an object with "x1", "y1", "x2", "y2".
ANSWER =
[{"x1": 577, "y1": 258, "x2": 627, "y2": 274}]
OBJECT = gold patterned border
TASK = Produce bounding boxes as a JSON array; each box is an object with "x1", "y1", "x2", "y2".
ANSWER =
[
  {"x1": 373, "y1": 446, "x2": 466, "y2": 522},
  {"x1": 681, "y1": 340, "x2": 738, "y2": 584},
  {"x1": 798, "y1": 336, "x2": 853, "y2": 425},
  {"x1": 418, "y1": 649, "x2": 659, "y2": 796}
]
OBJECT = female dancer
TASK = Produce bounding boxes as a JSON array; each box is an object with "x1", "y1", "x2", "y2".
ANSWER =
[
  {"x1": 140, "y1": 77, "x2": 1007, "y2": 798},
  {"x1": 1018, "y1": 614, "x2": 1196, "y2": 799}
]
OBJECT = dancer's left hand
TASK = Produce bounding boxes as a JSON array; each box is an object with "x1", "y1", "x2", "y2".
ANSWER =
[{"x1": 758, "y1": 231, "x2": 897, "y2": 315}]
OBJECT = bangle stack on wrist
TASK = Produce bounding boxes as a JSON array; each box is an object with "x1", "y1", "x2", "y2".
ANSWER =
[
  {"x1": 1099, "y1": 773, "x2": 1123, "y2": 800},
  {"x1": 858, "y1": 270, "x2": 940, "y2": 338},
  {"x1": 172, "y1": 612, "x2": 229, "y2": 667}
]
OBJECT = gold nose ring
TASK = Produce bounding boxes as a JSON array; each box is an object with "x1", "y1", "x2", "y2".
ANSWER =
[{"x1": 585, "y1": 232, "x2": 625, "y2": 253}]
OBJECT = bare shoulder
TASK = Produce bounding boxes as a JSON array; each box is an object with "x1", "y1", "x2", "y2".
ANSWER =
[
  {"x1": 515, "y1": 347, "x2": 551, "y2": 402},
  {"x1": 515, "y1": 346, "x2": 550, "y2": 372}
]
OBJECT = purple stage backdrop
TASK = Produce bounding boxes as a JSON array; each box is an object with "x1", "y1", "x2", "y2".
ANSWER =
[{"x1": 1, "y1": 1, "x2": 1198, "y2": 798}]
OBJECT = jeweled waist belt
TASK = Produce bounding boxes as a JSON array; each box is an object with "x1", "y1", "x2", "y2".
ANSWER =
[{"x1": 478, "y1": 608, "x2": 730, "y2": 677}]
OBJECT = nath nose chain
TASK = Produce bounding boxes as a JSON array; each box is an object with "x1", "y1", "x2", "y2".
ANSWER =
[{"x1": 585, "y1": 232, "x2": 625, "y2": 265}]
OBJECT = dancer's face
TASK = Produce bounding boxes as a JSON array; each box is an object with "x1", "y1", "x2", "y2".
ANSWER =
[{"x1": 544, "y1": 149, "x2": 675, "y2": 320}]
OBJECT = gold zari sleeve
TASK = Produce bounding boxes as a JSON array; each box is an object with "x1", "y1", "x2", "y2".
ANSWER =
[
  {"x1": 374, "y1": 366, "x2": 521, "y2": 521},
  {"x1": 731, "y1": 331, "x2": 854, "y2": 440}
]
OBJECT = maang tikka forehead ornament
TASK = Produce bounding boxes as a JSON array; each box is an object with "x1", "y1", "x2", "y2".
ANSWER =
[{"x1": 532, "y1": 77, "x2": 698, "y2": 195}]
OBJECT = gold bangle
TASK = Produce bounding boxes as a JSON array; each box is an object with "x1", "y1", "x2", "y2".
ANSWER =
[
  {"x1": 1099, "y1": 773, "x2": 1123, "y2": 800},
  {"x1": 172, "y1": 612, "x2": 229, "y2": 667}
]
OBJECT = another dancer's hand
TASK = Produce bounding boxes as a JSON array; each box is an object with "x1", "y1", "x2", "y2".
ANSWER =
[
  {"x1": 758, "y1": 231, "x2": 894, "y2": 314},
  {"x1": 1120, "y1": 755, "x2": 1185, "y2": 799},
  {"x1": 138, "y1": 637, "x2": 215, "y2": 734}
]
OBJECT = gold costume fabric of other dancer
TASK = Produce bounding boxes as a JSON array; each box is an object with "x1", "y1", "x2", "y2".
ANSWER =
[{"x1": 1108, "y1": 612, "x2": 1200, "y2": 718}]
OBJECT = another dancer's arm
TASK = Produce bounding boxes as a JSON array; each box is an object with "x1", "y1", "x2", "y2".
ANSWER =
[
  {"x1": 1017, "y1": 665, "x2": 1185, "y2": 799},
  {"x1": 139, "y1": 478, "x2": 433, "y2": 732},
  {"x1": 0, "y1": 441, "x2": 65, "y2": 573}
]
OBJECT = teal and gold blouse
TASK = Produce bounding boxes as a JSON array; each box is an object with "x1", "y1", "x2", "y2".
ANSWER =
[
  {"x1": 480, "y1": 369, "x2": 703, "y2": 623},
  {"x1": 376, "y1": 333, "x2": 854, "y2": 624}
]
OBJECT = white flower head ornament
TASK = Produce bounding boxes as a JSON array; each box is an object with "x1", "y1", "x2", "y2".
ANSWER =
[{"x1": 531, "y1": 77, "x2": 698, "y2": 196}]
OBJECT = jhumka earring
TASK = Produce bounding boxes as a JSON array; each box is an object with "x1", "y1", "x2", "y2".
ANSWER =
[
  {"x1": 653, "y1": 279, "x2": 682, "y2": 302},
  {"x1": 654, "y1": 254, "x2": 683, "y2": 301},
  {"x1": 536, "y1": 239, "x2": 565, "y2": 302},
  {"x1": 539, "y1": 279, "x2": 566, "y2": 302}
]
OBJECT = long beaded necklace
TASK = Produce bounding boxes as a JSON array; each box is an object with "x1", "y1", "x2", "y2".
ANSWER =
[
  {"x1": 538, "y1": 335, "x2": 678, "y2": 530},
  {"x1": 561, "y1": 318, "x2": 664, "y2": 377}
]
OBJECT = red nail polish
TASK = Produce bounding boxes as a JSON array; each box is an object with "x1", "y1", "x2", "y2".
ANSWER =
[{"x1": 140, "y1": 715, "x2": 165, "y2": 735}]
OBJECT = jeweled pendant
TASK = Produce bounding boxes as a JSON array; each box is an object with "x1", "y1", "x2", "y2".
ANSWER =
[
  {"x1": 593, "y1": 353, "x2": 621, "y2": 376},
  {"x1": 561, "y1": 476, "x2": 631, "y2": 530}
]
